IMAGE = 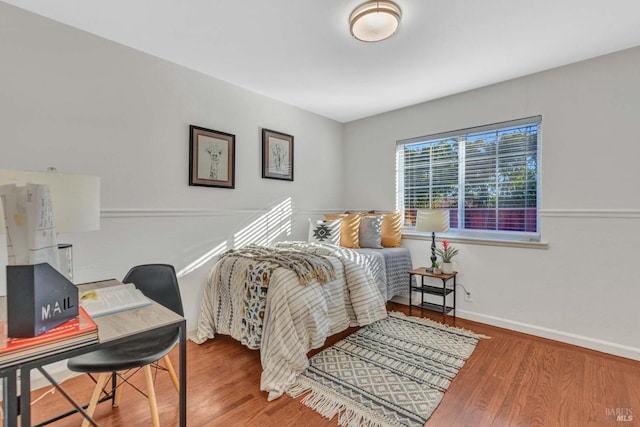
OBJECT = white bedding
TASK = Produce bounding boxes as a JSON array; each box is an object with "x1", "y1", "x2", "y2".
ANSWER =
[{"x1": 192, "y1": 242, "x2": 387, "y2": 401}]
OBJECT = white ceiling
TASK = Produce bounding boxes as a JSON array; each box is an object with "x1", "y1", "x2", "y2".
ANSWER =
[{"x1": 4, "y1": 0, "x2": 640, "y2": 123}]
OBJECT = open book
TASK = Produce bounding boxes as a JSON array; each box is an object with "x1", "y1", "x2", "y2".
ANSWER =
[{"x1": 79, "y1": 281, "x2": 152, "y2": 317}]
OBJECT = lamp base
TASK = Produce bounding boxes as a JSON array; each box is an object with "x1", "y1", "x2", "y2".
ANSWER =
[{"x1": 430, "y1": 231, "x2": 437, "y2": 270}]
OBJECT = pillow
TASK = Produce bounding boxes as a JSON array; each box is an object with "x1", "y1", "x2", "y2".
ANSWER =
[
  {"x1": 366, "y1": 212, "x2": 402, "y2": 247},
  {"x1": 307, "y1": 218, "x2": 342, "y2": 245},
  {"x1": 324, "y1": 213, "x2": 361, "y2": 248},
  {"x1": 359, "y1": 215, "x2": 383, "y2": 249}
]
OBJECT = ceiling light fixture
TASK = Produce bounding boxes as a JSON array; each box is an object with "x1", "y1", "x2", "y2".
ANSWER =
[{"x1": 349, "y1": 1, "x2": 402, "y2": 42}]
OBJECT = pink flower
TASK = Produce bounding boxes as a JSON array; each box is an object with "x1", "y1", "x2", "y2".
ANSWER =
[{"x1": 436, "y1": 240, "x2": 458, "y2": 263}]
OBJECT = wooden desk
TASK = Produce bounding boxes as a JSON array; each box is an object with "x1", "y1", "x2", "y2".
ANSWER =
[{"x1": 0, "y1": 284, "x2": 187, "y2": 427}]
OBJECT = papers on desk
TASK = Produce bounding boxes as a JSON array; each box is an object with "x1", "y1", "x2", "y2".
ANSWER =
[{"x1": 79, "y1": 281, "x2": 152, "y2": 317}]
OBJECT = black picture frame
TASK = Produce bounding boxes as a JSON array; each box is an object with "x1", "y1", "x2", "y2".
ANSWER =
[
  {"x1": 189, "y1": 125, "x2": 235, "y2": 189},
  {"x1": 262, "y1": 128, "x2": 294, "y2": 181}
]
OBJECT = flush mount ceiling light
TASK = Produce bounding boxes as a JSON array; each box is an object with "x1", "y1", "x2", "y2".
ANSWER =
[{"x1": 349, "y1": 0, "x2": 402, "y2": 42}]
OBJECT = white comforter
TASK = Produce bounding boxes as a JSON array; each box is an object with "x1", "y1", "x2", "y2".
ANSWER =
[{"x1": 192, "y1": 242, "x2": 387, "y2": 400}]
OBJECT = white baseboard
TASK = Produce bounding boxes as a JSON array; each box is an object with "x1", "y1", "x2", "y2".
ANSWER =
[{"x1": 391, "y1": 296, "x2": 640, "y2": 361}]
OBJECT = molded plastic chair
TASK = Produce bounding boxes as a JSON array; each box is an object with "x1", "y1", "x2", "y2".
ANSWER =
[{"x1": 67, "y1": 264, "x2": 184, "y2": 427}]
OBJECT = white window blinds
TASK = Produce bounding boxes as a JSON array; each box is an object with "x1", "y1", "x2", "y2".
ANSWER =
[{"x1": 397, "y1": 116, "x2": 541, "y2": 240}]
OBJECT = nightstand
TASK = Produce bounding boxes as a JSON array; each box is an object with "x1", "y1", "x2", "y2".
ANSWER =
[{"x1": 408, "y1": 267, "x2": 457, "y2": 317}]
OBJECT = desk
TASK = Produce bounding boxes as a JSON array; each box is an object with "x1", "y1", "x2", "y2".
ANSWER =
[{"x1": 0, "y1": 284, "x2": 187, "y2": 427}]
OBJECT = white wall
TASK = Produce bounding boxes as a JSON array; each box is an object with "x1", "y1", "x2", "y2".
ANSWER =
[
  {"x1": 343, "y1": 46, "x2": 640, "y2": 360},
  {"x1": 0, "y1": 3, "x2": 343, "y2": 333}
]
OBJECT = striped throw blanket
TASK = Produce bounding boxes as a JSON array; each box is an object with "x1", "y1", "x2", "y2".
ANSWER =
[{"x1": 220, "y1": 244, "x2": 336, "y2": 285}]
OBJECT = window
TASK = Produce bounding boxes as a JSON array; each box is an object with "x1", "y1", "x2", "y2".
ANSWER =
[{"x1": 397, "y1": 116, "x2": 541, "y2": 241}]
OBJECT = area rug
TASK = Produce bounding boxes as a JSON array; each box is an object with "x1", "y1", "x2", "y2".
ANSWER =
[{"x1": 287, "y1": 312, "x2": 487, "y2": 427}]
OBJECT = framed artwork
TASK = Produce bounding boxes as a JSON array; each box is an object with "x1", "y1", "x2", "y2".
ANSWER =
[
  {"x1": 262, "y1": 128, "x2": 294, "y2": 181},
  {"x1": 189, "y1": 125, "x2": 235, "y2": 189}
]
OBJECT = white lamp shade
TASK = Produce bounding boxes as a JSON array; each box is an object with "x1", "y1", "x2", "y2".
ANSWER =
[
  {"x1": 415, "y1": 209, "x2": 450, "y2": 233},
  {"x1": 0, "y1": 169, "x2": 100, "y2": 233},
  {"x1": 350, "y1": 1, "x2": 402, "y2": 42}
]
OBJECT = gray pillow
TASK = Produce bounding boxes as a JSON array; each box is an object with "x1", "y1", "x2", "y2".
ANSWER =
[{"x1": 359, "y1": 216, "x2": 383, "y2": 249}]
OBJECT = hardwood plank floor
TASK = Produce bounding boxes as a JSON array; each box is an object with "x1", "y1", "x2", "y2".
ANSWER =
[{"x1": 22, "y1": 303, "x2": 640, "y2": 426}]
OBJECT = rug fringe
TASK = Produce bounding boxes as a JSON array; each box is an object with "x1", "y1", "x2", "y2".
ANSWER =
[
  {"x1": 338, "y1": 406, "x2": 403, "y2": 427},
  {"x1": 388, "y1": 311, "x2": 491, "y2": 339},
  {"x1": 288, "y1": 377, "x2": 405, "y2": 427},
  {"x1": 301, "y1": 389, "x2": 343, "y2": 419},
  {"x1": 286, "y1": 382, "x2": 311, "y2": 399}
]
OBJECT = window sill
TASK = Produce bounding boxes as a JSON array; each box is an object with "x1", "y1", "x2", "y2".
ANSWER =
[{"x1": 401, "y1": 230, "x2": 549, "y2": 250}]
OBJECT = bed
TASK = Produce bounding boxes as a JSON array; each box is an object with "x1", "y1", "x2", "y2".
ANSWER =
[{"x1": 192, "y1": 241, "x2": 412, "y2": 400}]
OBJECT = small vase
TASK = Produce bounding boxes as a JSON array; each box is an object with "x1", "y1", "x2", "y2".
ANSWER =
[{"x1": 441, "y1": 262, "x2": 453, "y2": 274}]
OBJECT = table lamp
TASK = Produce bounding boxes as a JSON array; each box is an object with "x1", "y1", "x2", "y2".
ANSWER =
[
  {"x1": 415, "y1": 209, "x2": 450, "y2": 271},
  {"x1": 0, "y1": 168, "x2": 100, "y2": 281}
]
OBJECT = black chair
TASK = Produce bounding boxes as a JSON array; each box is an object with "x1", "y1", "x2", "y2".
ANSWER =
[{"x1": 67, "y1": 264, "x2": 184, "y2": 427}]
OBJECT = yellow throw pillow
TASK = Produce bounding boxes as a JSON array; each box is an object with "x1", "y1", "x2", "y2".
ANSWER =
[
  {"x1": 368, "y1": 212, "x2": 402, "y2": 247},
  {"x1": 324, "y1": 213, "x2": 361, "y2": 248}
]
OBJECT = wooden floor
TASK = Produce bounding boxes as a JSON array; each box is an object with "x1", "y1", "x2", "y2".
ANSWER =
[{"x1": 22, "y1": 302, "x2": 640, "y2": 426}]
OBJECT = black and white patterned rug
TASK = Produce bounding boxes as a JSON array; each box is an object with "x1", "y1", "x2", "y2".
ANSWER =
[{"x1": 287, "y1": 312, "x2": 486, "y2": 427}]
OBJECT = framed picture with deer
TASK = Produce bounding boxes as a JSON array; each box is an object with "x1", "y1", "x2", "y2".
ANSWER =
[
  {"x1": 189, "y1": 125, "x2": 235, "y2": 189},
  {"x1": 262, "y1": 128, "x2": 294, "y2": 181}
]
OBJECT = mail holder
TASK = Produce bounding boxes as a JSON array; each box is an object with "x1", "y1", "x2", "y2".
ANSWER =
[{"x1": 6, "y1": 263, "x2": 79, "y2": 338}]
